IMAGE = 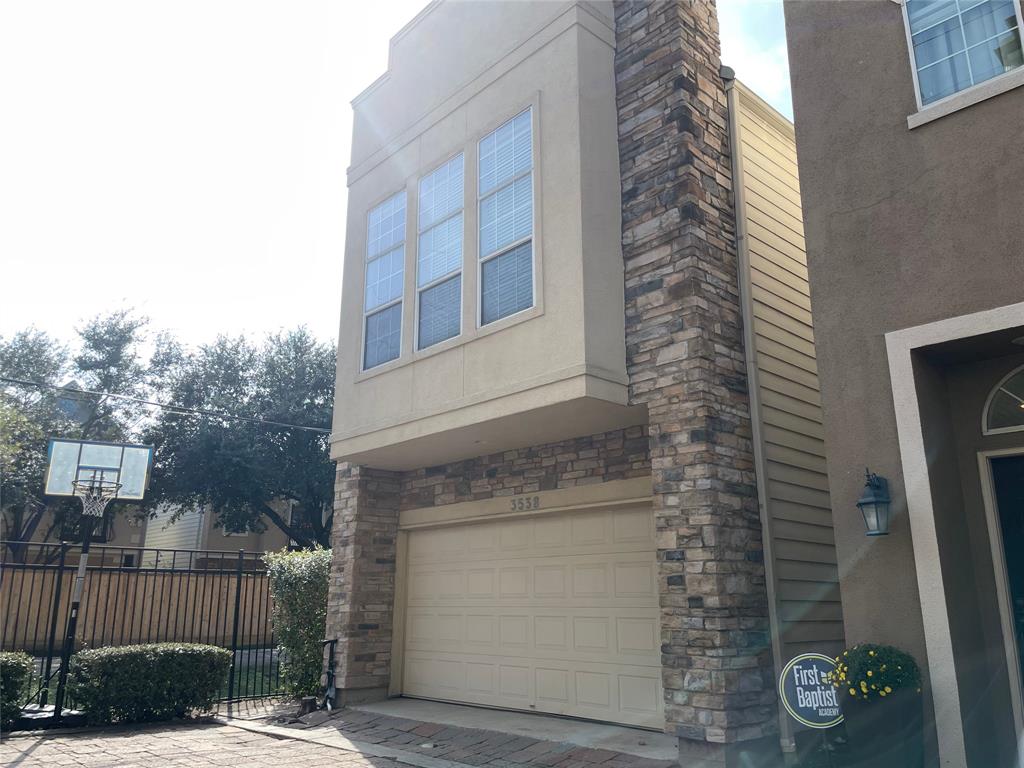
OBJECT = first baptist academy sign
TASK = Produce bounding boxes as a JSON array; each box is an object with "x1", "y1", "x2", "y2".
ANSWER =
[{"x1": 779, "y1": 653, "x2": 844, "y2": 729}]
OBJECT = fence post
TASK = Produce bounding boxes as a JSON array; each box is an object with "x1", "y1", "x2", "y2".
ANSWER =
[
  {"x1": 226, "y1": 549, "x2": 245, "y2": 702},
  {"x1": 40, "y1": 542, "x2": 69, "y2": 706}
]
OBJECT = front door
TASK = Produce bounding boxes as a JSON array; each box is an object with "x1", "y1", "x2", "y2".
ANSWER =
[{"x1": 994, "y1": 454, "x2": 1024, "y2": 685}]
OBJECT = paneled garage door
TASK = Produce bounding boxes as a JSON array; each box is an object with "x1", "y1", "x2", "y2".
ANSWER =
[{"x1": 401, "y1": 505, "x2": 664, "y2": 728}]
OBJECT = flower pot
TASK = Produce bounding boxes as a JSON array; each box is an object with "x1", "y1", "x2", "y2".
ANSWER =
[{"x1": 840, "y1": 687, "x2": 923, "y2": 768}]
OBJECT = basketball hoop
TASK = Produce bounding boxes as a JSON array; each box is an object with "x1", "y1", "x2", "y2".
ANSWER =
[{"x1": 71, "y1": 479, "x2": 122, "y2": 518}]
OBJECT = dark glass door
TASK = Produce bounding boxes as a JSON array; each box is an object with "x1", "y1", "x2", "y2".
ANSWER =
[{"x1": 994, "y1": 454, "x2": 1024, "y2": 684}]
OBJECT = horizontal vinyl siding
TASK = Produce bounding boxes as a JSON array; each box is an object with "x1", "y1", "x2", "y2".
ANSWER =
[
  {"x1": 143, "y1": 506, "x2": 202, "y2": 552},
  {"x1": 736, "y1": 83, "x2": 845, "y2": 661}
]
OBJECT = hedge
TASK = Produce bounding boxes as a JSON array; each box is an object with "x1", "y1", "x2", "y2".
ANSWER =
[
  {"x1": 264, "y1": 547, "x2": 331, "y2": 696},
  {"x1": 69, "y1": 643, "x2": 230, "y2": 724},
  {"x1": 1, "y1": 651, "x2": 34, "y2": 727}
]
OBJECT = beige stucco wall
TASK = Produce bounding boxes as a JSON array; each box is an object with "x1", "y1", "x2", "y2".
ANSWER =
[
  {"x1": 333, "y1": 1, "x2": 643, "y2": 470},
  {"x1": 784, "y1": 0, "x2": 1024, "y2": 763}
]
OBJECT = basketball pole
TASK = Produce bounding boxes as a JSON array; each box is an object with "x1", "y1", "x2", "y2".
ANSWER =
[{"x1": 52, "y1": 513, "x2": 96, "y2": 723}]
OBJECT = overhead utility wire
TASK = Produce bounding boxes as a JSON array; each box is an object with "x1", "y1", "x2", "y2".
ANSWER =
[{"x1": 0, "y1": 376, "x2": 332, "y2": 434}]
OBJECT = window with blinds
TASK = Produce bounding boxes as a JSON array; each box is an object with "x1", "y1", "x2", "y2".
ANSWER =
[
  {"x1": 363, "y1": 191, "x2": 406, "y2": 369},
  {"x1": 417, "y1": 154, "x2": 464, "y2": 349},
  {"x1": 904, "y1": 0, "x2": 1024, "y2": 106},
  {"x1": 478, "y1": 108, "x2": 534, "y2": 325}
]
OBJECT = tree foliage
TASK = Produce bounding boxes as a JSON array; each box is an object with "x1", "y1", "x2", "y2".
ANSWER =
[
  {"x1": 1, "y1": 313, "x2": 335, "y2": 552},
  {"x1": 0, "y1": 315, "x2": 152, "y2": 552},
  {"x1": 143, "y1": 327, "x2": 335, "y2": 547}
]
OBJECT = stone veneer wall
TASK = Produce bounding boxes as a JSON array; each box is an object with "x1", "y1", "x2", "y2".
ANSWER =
[
  {"x1": 326, "y1": 427, "x2": 651, "y2": 699},
  {"x1": 325, "y1": 464, "x2": 402, "y2": 701},
  {"x1": 614, "y1": 0, "x2": 777, "y2": 760},
  {"x1": 400, "y1": 426, "x2": 650, "y2": 509}
]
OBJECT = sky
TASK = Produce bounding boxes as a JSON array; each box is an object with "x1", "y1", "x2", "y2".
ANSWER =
[{"x1": 0, "y1": 1, "x2": 791, "y2": 348}]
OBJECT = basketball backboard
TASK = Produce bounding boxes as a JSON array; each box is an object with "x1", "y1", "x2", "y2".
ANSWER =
[{"x1": 44, "y1": 439, "x2": 154, "y2": 501}]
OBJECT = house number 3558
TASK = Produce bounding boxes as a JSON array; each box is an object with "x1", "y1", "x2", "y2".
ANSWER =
[{"x1": 511, "y1": 496, "x2": 541, "y2": 512}]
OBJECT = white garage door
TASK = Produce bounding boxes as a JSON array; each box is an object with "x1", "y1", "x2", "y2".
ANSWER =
[{"x1": 401, "y1": 505, "x2": 664, "y2": 728}]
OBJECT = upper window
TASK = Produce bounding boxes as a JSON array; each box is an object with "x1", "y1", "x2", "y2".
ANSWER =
[
  {"x1": 363, "y1": 191, "x2": 406, "y2": 369},
  {"x1": 417, "y1": 155, "x2": 464, "y2": 349},
  {"x1": 478, "y1": 108, "x2": 534, "y2": 326},
  {"x1": 984, "y1": 364, "x2": 1024, "y2": 434},
  {"x1": 905, "y1": 0, "x2": 1024, "y2": 106}
]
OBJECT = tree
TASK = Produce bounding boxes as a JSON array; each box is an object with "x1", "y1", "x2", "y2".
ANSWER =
[
  {"x1": 0, "y1": 314, "x2": 152, "y2": 553},
  {"x1": 144, "y1": 328, "x2": 335, "y2": 548}
]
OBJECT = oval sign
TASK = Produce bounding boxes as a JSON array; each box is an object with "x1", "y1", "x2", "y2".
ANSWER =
[{"x1": 778, "y1": 652, "x2": 844, "y2": 729}]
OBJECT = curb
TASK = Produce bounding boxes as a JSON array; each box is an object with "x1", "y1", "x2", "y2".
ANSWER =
[{"x1": 216, "y1": 716, "x2": 467, "y2": 768}]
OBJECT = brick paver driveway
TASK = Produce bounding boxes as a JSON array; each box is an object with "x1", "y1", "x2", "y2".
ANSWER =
[
  {"x1": 0, "y1": 708, "x2": 676, "y2": 768},
  {"x1": 0, "y1": 722, "x2": 398, "y2": 768}
]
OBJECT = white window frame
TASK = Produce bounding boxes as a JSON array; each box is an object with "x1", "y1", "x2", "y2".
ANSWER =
[
  {"x1": 415, "y1": 154, "x2": 464, "y2": 351},
  {"x1": 361, "y1": 190, "x2": 406, "y2": 372},
  {"x1": 982, "y1": 363, "x2": 1024, "y2": 435},
  {"x1": 901, "y1": 0, "x2": 1024, "y2": 111},
  {"x1": 476, "y1": 107, "x2": 536, "y2": 328}
]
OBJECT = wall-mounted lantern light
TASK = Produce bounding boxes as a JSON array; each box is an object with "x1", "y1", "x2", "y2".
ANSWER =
[{"x1": 856, "y1": 469, "x2": 891, "y2": 536}]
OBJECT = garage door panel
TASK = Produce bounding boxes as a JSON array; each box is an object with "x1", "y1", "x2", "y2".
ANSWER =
[
  {"x1": 408, "y1": 555, "x2": 657, "y2": 607},
  {"x1": 407, "y1": 510, "x2": 654, "y2": 564},
  {"x1": 405, "y1": 609, "x2": 661, "y2": 661},
  {"x1": 402, "y1": 505, "x2": 663, "y2": 728},
  {"x1": 402, "y1": 650, "x2": 663, "y2": 728}
]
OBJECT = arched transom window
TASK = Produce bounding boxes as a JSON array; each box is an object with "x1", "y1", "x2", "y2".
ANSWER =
[{"x1": 985, "y1": 365, "x2": 1024, "y2": 435}]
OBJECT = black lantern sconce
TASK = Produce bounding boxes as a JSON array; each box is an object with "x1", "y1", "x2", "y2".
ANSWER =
[{"x1": 856, "y1": 469, "x2": 891, "y2": 536}]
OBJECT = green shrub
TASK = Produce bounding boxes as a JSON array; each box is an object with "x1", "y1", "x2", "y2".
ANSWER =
[
  {"x1": 264, "y1": 547, "x2": 331, "y2": 696},
  {"x1": 69, "y1": 643, "x2": 230, "y2": 724},
  {"x1": 1, "y1": 651, "x2": 34, "y2": 727},
  {"x1": 828, "y1": 643, "x2": 922, "y2": 702}
]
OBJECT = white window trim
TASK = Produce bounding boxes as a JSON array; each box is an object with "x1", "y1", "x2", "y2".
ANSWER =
[
  {"x1": 982, "y1": 363, "x2": 1024, "y2": 435},
  {"x1": 415, "y1": 154, "x2": 464, "y2": 351},
  {"x1": 361, "y1": 191, "x2": 406, "y2": 372},
  {"x1": 476, "y1": 107, "x2": 537, "y2": 328},
  {"x1": 900, "y1": 0, "x2": 1024, "y2": 128}
]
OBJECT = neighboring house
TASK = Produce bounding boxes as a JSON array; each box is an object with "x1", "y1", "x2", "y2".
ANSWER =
[
  {"x1": 2, "y1": 503, "x2": 147, "y2": 567},
  {"x1": 784, "y1": 1, "x2": 1024, "y2": 766},
  {"x1": 327, "y1": 2, "x2": 841, "y2": 763},
  {"x1": 143, "y1": 503, "x2": 291, "y2": 560}
]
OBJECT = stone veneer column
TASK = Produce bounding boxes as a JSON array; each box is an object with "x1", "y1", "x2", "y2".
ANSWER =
[
  {"x1": 325, "y1": 462, "x2": 402, "y2": 703},
  {"x1": 613, "y1": 1, "x2": 778, "y2": 764}
]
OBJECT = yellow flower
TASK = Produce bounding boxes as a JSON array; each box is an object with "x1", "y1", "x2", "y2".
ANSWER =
[
  {"x1": 880, "y1": 691, "x2": 887, "y2": 697},
  {"x1": 884, "y1": 686, "x2": 892, "y2": 693},
  {"x1": 860, "y1": 681, "x2": 868, "y2": 692},
  {"x1": 869, "y1": 651, "x2": 875, "y2": 657},
  {"x1": 867, "y1": 670, "x2": 873, "y2": 677},
  {"x1": 849, "y1": 689, "x2": 857, "y2": 697}
]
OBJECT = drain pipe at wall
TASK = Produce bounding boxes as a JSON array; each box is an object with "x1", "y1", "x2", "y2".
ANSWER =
[{"x1": 721, "y1": 65, "x2": 797, "y2": 760}]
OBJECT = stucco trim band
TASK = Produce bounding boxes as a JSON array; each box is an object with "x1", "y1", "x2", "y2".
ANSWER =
[
  {"x1": 399, "y1": 475, "x2": 652, "y2": 529},
  {"x1": 885, "y1": 300, "x2": 1024, "y2": 767}
]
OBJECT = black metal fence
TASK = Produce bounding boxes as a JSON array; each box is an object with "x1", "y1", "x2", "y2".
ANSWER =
[{"x1": 0, "y1": 541, "x2": 283, "y2": 715}]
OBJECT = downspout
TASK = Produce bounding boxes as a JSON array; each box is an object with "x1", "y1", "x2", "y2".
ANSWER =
[{"x1": 721, "y1": 67, "x2": 795, "y2": 758}]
